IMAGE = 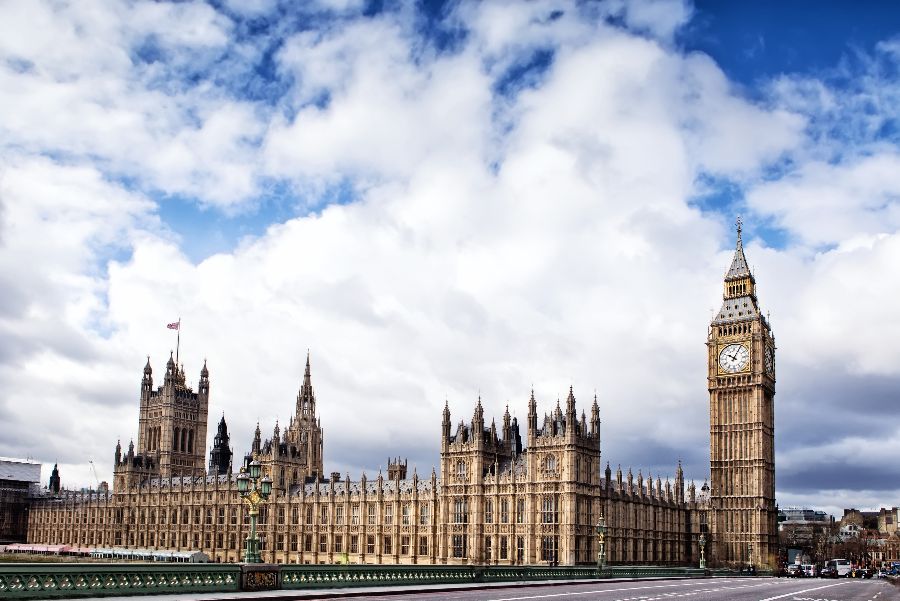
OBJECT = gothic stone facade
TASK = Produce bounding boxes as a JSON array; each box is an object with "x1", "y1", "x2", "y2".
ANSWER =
[
  {"x1": 27, "y1": 228, "x2": 775, "y2": 568},
  {"x1": 707, "y1": 223, "x2": 778, "y2": 568}
]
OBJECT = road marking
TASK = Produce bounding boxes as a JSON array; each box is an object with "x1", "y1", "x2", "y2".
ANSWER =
[
  {"x1": 487, "y1": 582, "x2": 719, "y2": 600},
  {"x1": 486, "y1": 580, "x2": 777, "y2": 601},
  {"x1": 757, "y1": 581, "x2": 848, "y2": 601}
]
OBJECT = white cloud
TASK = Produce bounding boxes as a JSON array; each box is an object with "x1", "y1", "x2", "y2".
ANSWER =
[
  {"x1": 0, "y1": 1, "x2": 262, "y2": 208},
  {"x1": 616, "y1": 0, "x2": 693, "y2": 41},
  {"x1": 0, "y1": 156, "x2": 161, "y2": 485},
  {"x1": 747, "y1": 154, "x2": 900, "y2": 247}
]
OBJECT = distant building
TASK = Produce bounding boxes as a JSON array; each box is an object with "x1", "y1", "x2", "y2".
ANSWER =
[
  {"x1": 780, "y1": 508, "x2": 832, "y2": 526},
  {"x1": 778, "y1": 507, "x2": 833, "y2": 561},
  {"x1": 842, "y1": 508, "x2": 879, "y2": 530},
  {"x1": 0, "y1": 457, "x2": 41, "y2": 544},
  {"x1": 878, "y1": 507, "x2": 900, "y2": 536}
]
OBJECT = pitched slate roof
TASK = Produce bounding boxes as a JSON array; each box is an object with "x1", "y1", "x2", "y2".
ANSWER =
[{"x1": 725, "y1": 229, "x2": 751, "y2": 280}]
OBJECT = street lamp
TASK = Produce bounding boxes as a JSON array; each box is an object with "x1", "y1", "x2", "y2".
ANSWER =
[
  {"x1": 699, "y1": 533, "x2": 707, "y2": 569},
  {"x1": 596, "y1": 513, "x2": 608, "y2": 572},
  {"x1": 236, "y1": 460, "x2": 272, "y2": 563}
]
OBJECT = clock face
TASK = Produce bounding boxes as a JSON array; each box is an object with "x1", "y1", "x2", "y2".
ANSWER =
[
  {"x1": 719, "y1": 343, "x2": 749, "y2": 373},
  {"x1": 765, "y1": 346, "x2": 774, "y2": 374}
]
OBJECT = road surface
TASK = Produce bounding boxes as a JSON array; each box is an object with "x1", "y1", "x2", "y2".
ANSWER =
[{"x1": 306, "y1": 577, "x2": 899, "y2": 601}]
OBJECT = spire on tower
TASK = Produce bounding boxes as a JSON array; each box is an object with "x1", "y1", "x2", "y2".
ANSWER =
[
  {"x1": 164, "y1": 351, "x2": 176, "y2": 383},
  {"x1": 252, "y1": 422, "x2": 261, "y2": 454},
  {"x1": 473, "y1": 395, "x2": 484, "y2": 427},
  {"x1": 296, "y1": 350, "x2": 316, "y2": 417},
  {"x1": 527, "y1": 388, "x2": 538, "y2": 434},
  {"x1": 49, "y1": 463, "x2": 61, "y2": 494},
  {"x1": 142, "y1": 356, "x2": 153, "y2": 392},
  {"x1": 565, "y1": 385, "x2": 576, "y2": 416},
  {"x1": 725, "y1": 216, "x2": 752, "y2": 280},
  {"x1": 714, "y1": 216, "x2": 761, "y2": 322}
]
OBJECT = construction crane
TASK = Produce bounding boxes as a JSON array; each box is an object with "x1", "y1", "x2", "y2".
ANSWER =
[{"x1": 89, "y1": 460, "x2": 100, "y2": 490}]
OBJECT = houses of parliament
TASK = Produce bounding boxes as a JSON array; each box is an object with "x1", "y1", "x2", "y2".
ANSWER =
[{"x1": 26, "y1": 224, "x2": 778, "y2": 568}]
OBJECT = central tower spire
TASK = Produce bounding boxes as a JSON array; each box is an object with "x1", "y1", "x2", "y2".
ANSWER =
[{"x1": 296, "y1": 350, "x2": 316, "y2": 418}]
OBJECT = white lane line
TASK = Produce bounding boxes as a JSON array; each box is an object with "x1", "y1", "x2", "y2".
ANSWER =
[
  {"x1": 757, "y1": 581, "x2": 848, "y2": 601},
  {"x1": 486, "y1": 581, "x2": 725, "y2": 601},
  {"x1": 486, "y1": 579, "x2": 778, "y2": 601}
]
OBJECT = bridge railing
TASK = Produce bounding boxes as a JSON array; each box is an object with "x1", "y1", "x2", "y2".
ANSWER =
[
  {"x1": 0, "y1": 563, "x2": 240, "y2": 599},
  {"x1": 0, "y1": 562, "x2": 709, "y2": 599}
]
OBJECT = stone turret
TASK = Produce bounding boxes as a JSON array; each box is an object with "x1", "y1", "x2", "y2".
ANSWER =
[{"x1": 49, "y1": 464, "x2": 60, "y2": 494}]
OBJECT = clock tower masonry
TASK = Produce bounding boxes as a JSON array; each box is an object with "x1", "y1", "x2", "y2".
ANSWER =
[{"x1": 707, "y1": 219, "x2": 777, "y2": 568}]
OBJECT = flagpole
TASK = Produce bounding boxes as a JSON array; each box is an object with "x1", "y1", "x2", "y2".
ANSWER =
[{"x1": 176, "y1": 317, "x2": 181, "y2": 368}]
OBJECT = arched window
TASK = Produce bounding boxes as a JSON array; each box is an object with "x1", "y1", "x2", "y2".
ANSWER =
[
  {"x1": 188, "y1": 429, "x2": 194, "y2": 454},
  {"x1": 174, "y1": 428, "x2": 180, "y2": 452},
  {"x1": 181, "y1": 429, "x2": 187, "y2": 453},
  {"x1": 545, "y1": 455, "x2": 557, "y2": 471},
  {"x1": 456, "y1": 461, "x2": 466, "y2": 478},
  {"x1": 542, "y1": 496, "x2": 558, "y2": 524}
]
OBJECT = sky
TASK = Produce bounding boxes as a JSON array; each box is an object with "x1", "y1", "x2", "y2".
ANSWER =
[{"x1": 1, "y1": 0, "x2": 899, "y2": 520}]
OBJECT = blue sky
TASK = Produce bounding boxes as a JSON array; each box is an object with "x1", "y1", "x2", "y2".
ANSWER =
[
  {"x1": 1, "y1": 0, "x2": 900, "y2": 518},
  {"x1": 144, "y1": 0, "x2": 900, "y2": 262},
  {"x1": 688, "y1": 1, "x2": 900, "y2": 86}
]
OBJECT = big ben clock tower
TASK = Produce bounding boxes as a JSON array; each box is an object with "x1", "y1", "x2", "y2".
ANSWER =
[{"x1": 708, "y1": 218, "x2": 777, "y2": 568}]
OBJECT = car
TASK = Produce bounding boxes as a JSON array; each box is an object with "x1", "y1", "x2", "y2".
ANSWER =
[
  {"x1": 820, "y1": 566, "x2": 837, "y2": 578},
  {"x1": 786, "y1": 564, "x2": 805, "y2": 577}
]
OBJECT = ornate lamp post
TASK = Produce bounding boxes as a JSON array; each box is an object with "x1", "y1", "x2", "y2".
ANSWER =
[
  {"x1": 596, "y1": 513, "x2": 608, "y2": 572},
  {"x1": 236, "y1": 460, "x2": 272, "y2": 563},
  {"x1": 699, "y1": 533, "x2": 707, "y2": 569}
]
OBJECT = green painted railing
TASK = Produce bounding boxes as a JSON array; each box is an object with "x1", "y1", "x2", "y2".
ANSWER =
[
  {"x1": 603, "y1": 566, "x2": 706, "y2": 579},
  {"x1": 0, "y1": 563, "x2": 240, "y2": 599},
  {"x1": 0, "y1": 562, "x2": 712, "y2": 599},
  {"x1": 281, "y1": 564, "x2": 475, "y2": 589},
  {"x1": 280, "y1": 564, "x2": 706, "y2": 589}
]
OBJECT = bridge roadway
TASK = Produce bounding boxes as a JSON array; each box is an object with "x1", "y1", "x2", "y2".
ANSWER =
[
  {"x1": 295, "y1": 577, "x2": 899, "y2": 601},
  {"x1": 75, "y1": 577, "x2": 900, "y2": 601}
]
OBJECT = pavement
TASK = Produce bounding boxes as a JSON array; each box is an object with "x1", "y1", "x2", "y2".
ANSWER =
[{"x1": 58, "y1": 577, "x2": 900, "y2": 601}]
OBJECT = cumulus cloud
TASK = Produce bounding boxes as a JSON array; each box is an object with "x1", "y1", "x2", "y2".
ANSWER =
[{"x1": 0, "y1": 1, "x2": 263, "y2": 208}]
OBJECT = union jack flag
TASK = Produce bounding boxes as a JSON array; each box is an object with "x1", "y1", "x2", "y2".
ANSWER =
[{"x1": 167, "y1": 321, "x2": 180, "y2": 330}]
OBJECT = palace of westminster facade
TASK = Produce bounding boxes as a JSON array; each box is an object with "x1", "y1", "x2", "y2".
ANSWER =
[{"x1": 27, "y1": 226, "x2": 778, "y2": 568}]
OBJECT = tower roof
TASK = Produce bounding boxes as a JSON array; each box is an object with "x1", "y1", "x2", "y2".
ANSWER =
[
  {"x1": 725, "y1": 217, "x2": 752, "y2": 280},
  {"x1": 713, "y1": 217, "x2": 763, "y2": 325}
]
